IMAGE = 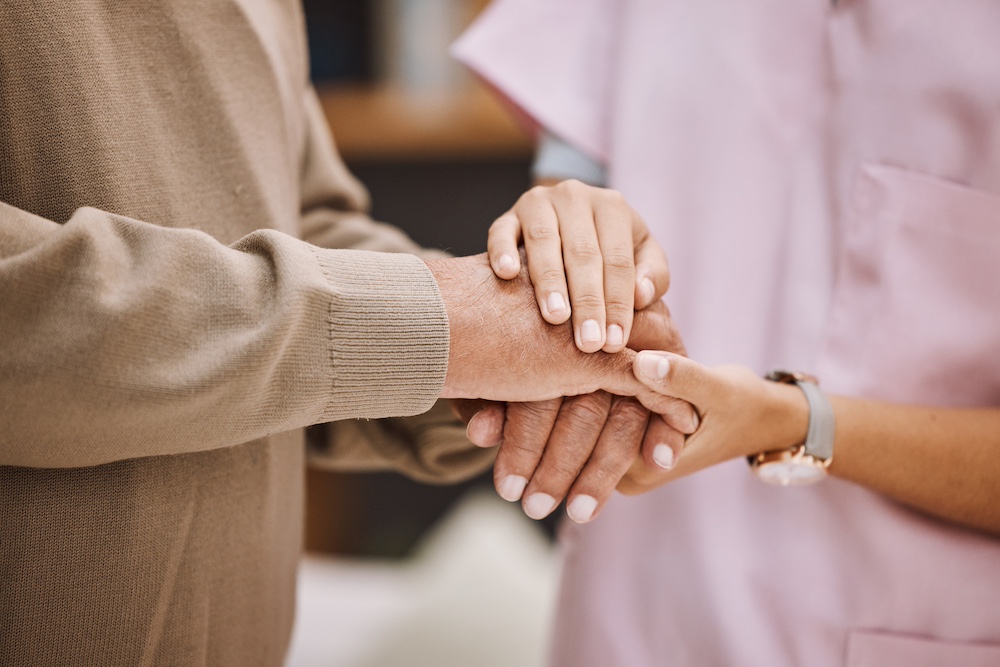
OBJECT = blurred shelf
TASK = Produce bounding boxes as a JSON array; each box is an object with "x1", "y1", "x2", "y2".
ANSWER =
[{"x1": 317, "y1": 84, "x2": 534, "y2": 162}]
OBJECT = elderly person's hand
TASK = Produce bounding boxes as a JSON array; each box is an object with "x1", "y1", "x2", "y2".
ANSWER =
[
  {"x1": 452, "y1": 301, "x2": 694, "y2": 524},
  {"x1": 427, "y1": 253, "x2": 690, "y2": 411}
]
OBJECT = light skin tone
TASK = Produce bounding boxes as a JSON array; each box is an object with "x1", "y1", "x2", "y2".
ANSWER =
[
  {"x1": 464, "y1": 179, "x2": 685, "y2": 523},
  {"x1": 454, "y1": 300, "x2": 688, "y2": 523},
  {"x1": 487, "y1": 178, "x2": 670, "y2": 354},
  {"x1": 628, "y1": 352, "x2": 1000, "y2": 536},
  {"x1": 426, "y1": 252, "x2": 694, "y2": 524},
  {"x1": 483, "y1": 177, "x2": 1000, "y2": 537},
  {"x1": 436, "y1": 178, "x2": 691, "y2": 524}
]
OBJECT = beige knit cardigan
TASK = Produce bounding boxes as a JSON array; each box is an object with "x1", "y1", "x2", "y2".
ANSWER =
[{"x1": 0, "y1": 1, "x2": 491, "y2": 664}]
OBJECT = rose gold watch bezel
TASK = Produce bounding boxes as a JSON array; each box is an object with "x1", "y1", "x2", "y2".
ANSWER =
[{"x1": 748, "y1": 444, "x2": 831, "y2": 486}]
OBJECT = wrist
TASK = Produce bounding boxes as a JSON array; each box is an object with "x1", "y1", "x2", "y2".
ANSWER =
[
  {"x1": 425, "y1": 257, "x2": 460, "y2": 398},
  {"x1": 749, "y1": 371, "x2": 835, "y2": 486},
  {"x1": 425, "y1": 254, "x2": 496, "y2": 399},
  {"x1": 759, "y1": 379, "x2": 811, "y2": 455}
]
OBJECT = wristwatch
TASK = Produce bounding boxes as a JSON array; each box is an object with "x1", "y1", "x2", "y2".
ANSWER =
[{"x1": 747, "y1": 370, "x2": 835, "y2": 486}]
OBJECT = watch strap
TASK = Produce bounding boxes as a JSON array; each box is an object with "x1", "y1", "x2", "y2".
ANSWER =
[{"x1": 795, "y1": 380, "x2": 835, "y2": 462}]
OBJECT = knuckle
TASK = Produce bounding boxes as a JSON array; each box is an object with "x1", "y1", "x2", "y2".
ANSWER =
[
  {"x1": 604, "y1": 301, "x2": 634, "y2": 322},
  {"x1": 562, "y1": 393, "x2": 613, "y2": 426},
  {"x1": 524, "y1": 184, "x2": 550, "y2": 200},
  {"x1": 567, "y1": 239, "x2": 602, "y2": 262},
  {"x1": 498, "y1": 437, "x2": 543, "y2": 462},
  {"x1": 608, "y1": 397, "x2": 649, "y2": 424},
  {"x1": 603, "y1": 251, "x2": 635, "y2": 272},
  {"x1": 546, "y1": 458, "x2": 584, "y2": 481},
  {"x1": 538, "y1": 266, "x2": 570, "y2": 287},
  {"x1": 508, "y1": 400, "x2": 560, "y2": 428},
  {"x1": 568, "y1": 292, "x2": 604, "y2": 311},
  {"x1": 524, "y1": 223, "x2": 558, "y2": 243},
  {"x1": 556, "y1": 178, "x2": 587, "y2": 195},
  {"x1": 601, "y1": 188, "x2": 626, "y2": 205}
]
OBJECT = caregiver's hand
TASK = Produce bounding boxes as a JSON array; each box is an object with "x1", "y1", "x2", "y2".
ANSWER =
[
  {"x1": 618, "y1": 351, "x2": 809, "y2": 495},
  {"x1": 487, "y1": 180, "x2": 669, "y2": 353}
]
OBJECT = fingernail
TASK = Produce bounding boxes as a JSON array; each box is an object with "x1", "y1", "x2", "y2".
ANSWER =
[
  {"x1": 497, "y1": 254, "x2": 517, "y2": 274},
  {"x1": 581, "y1": 319, "x2": 603, "y2": 344},
  {"x1": 466, "y1": 411, "x2": 501, "y2": 447},
  {"x1": 567, "y1": 495, "x2": 598, "y2": 523},
  {"x1": 640, "y1": 277, "x2": 656, "y2": 305},
  {"x1": 637, "y1": 352, "x2": 670, "y2": 381},
  {"x1": 498, "y1": 475, "x2": 527, "y2": 502},
  {"x1": 465, "y1": 411, "x2": 487, "y2": 446},
  {"x1": 653, "y1": 444, "x2": 675, "y2": 470},
  {"x1": 546, "y1": 292, "x2": 568, "y2": 317},
  {"x1": 606, "y1": 324, "x2": 624, "y2": 347},
  {"x1": 523, "y1": 493, "x2": 557, "y2": 520}
]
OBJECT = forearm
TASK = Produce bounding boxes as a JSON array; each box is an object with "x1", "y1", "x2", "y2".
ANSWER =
[
  {"x1": 627, "y1": 353, "x2": 1000, "y2": 536},
  {"x1": 0, "y1": 203, "x2": 447, "y2": 467},
  {"x1": 829, "y1": 397, "x2": 1000, "y2": 535}
]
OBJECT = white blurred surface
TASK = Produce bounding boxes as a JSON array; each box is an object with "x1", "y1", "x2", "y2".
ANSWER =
[{"x1": 286, "y1": 492, "x2": 559, "y2": 667}]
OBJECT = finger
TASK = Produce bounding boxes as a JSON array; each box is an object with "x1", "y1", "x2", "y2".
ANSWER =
[
  {"x1": 487, "y1": 212, "x2": 523, "y2": 280},
  {"x1": 564, "y1": 396, "x2": 649, "y2": 523},
  {"x1": 632, "y1": 392, "x2": 699, "y2": 435},
  {"x1": 641, "y1": 413, "x2": 688, "y2": 472},
  {"x1": 632, "y1": 213, "x2": 670, "y2": 310},
  {"x1": 521, "y1": 391, "x2": 612, "y2": 520},
  {"x1": 617, "y1": 414, "x2": 684, "y2": 495},
  {"x1": 517, "y1": 188, "x2": 571, "y2": 324},
  {"x1": 630, "y1": 300, "x2": 688, "y2": 356},
  {"x1": 592, "y1": 190, "x2": 636, "y2": 353},
  {"x1": 449, "y1": 399, "x2": 506, "y2": 447},
  {"x1": 551, "y1": 181, "x2": 606, "y2": 353},
  {"x1": 633, "y1": 350, "x2": 723, "y2": 407},
  {"x1": 493, "y1": 399, "x2": 562, "y2": 503},
  {"x1": 466, "y1": 402, "x2": 506, "y2": 447}
]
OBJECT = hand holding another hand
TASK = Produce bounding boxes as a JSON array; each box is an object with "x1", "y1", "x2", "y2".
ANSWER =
[
  {"x1": 438, "y1": 260, "x2": 695, "y2": 522},
  {"x1": 618, "y1": 351, "x2": 809, "y2": 495},
  {"x1": 431, "y1": 180, "x2": 697, "y2": 524},
  {"x1": 487, "y1": 179, "x2": 670, "y2": 354},
  {"x1": 428, "y1": 253, "x2": 682, "y2": 408}
]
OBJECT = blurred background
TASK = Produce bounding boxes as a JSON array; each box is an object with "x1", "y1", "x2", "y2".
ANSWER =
[{"x1": 290, "y1": 2, "x2": 560, "y2": 665}]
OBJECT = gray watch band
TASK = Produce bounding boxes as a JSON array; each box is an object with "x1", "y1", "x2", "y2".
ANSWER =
[{"x1": 794, "y1": 380, "x2": 835, "y2": 462}]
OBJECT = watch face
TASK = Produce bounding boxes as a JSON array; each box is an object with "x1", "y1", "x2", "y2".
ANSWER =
[{"x1": 756, "y1": 460, "x2": 827, "y2": 487}]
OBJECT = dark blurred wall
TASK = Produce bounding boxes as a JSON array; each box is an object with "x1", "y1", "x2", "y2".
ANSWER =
[{"x1": 301, "y1": 0, "x2": 374, "y2": 83}]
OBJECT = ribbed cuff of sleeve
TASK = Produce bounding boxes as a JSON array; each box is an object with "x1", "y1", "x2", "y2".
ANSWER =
[{"x1": 309, "y1": 247, "x2": 450, "y2": 421}]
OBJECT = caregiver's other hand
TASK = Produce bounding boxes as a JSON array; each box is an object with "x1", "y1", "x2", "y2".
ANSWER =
[
  {"x1": 617, "y1": 351, "x2": 809, "y2": 495},
  {"x1": 487, "y1": 180, "x2": 669, "y2": 354}
]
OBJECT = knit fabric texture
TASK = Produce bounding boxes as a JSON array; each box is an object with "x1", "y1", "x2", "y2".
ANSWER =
[{"x1": 0, "y1": 1, "x2": 491, "y2": 664}]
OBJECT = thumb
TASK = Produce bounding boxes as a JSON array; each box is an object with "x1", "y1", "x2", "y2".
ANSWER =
[
  {"x1": 450, "y1": 399, "x2": 506, "y2": 447},
  {"x1": 633, "y1": 350, "x2": 718, "y2": 407}
]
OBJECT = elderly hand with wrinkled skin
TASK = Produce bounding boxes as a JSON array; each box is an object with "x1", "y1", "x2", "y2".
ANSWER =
[
  {"x1": 428, "y1": 254, "x2": 689, "y2": 411},
  {"x1": 428, "y1": 253, "x2": 696, "y2": 524},
  {"x1": 459, "y1": 300, "x2": 692, "y2": 524}
]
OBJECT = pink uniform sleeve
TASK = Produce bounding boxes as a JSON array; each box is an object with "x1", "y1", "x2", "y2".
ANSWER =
[{"x1": 452, "y1": 0, "x2": 619, "y2": 163}]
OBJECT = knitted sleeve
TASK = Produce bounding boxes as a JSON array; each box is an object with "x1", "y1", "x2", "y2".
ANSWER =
[{"x1": 0, "y1": 199, "x2": 449, "y2": 468}]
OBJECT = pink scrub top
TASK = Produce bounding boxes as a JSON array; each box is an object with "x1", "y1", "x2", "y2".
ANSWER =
[{"x1": 454, "y1": 1, "x2": 1000, "y2": 665}]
